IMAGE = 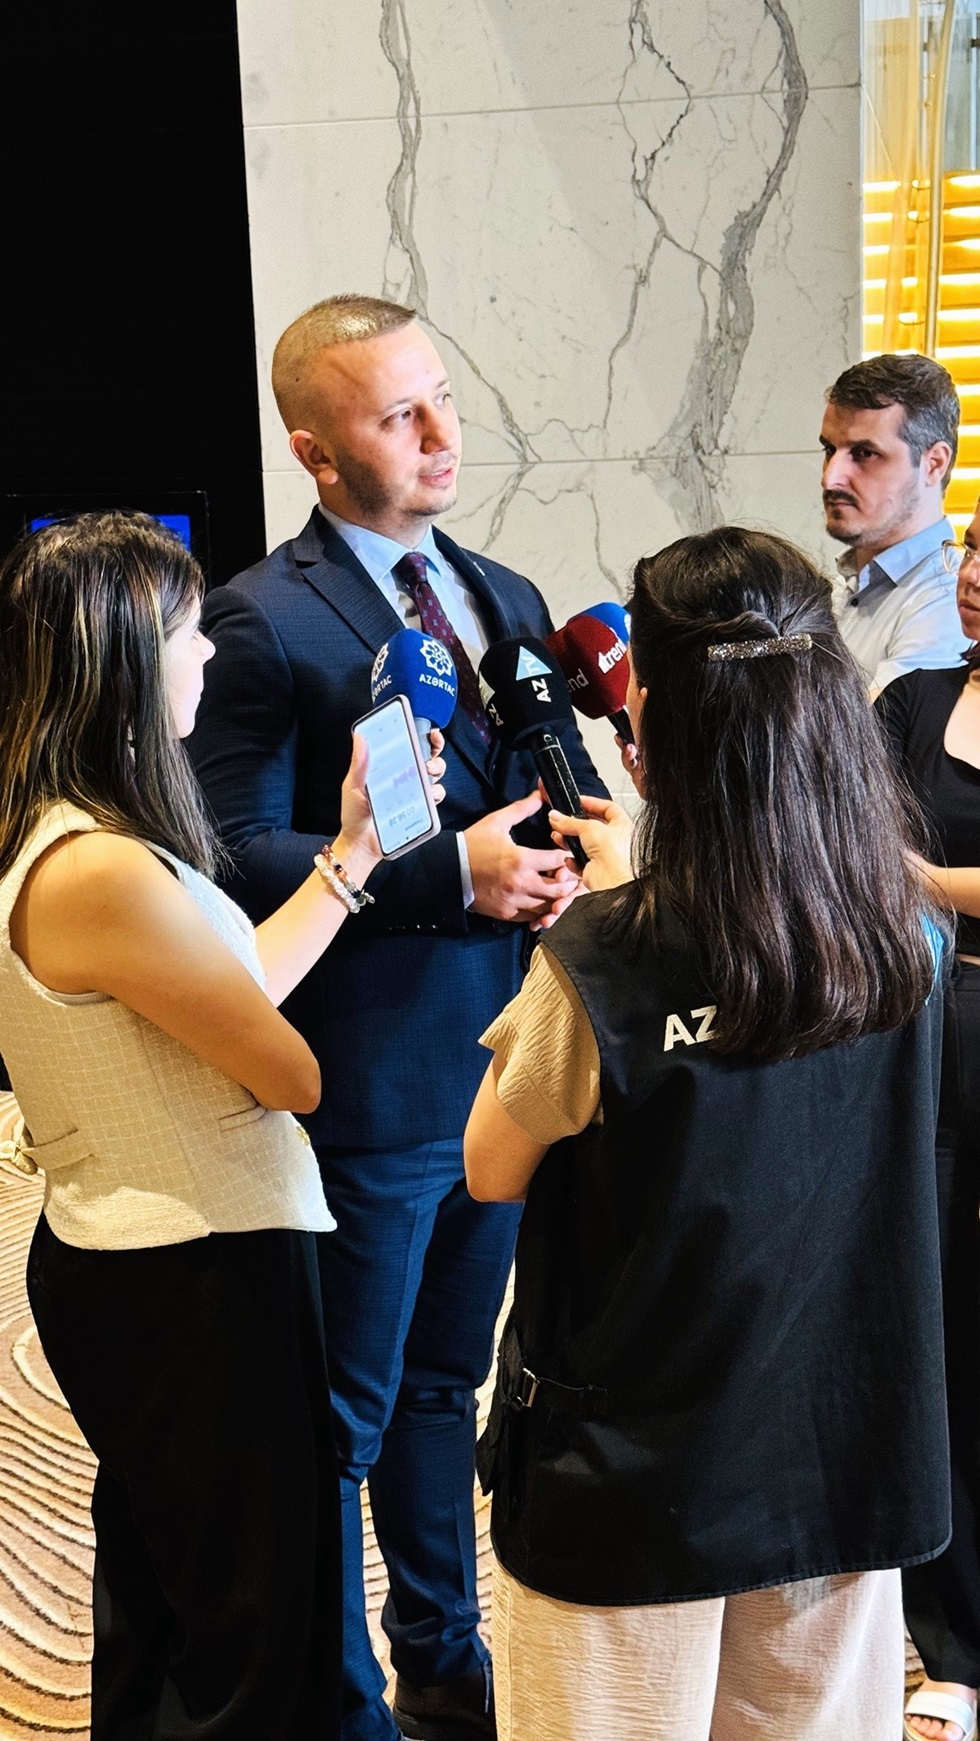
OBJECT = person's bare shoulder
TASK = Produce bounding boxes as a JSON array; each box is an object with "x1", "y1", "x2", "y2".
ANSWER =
[
  {"x1": 29, "y1": 829, "x2": 173, "y2": 911},
  {"x1": 16, "y1": 831, "x2": 186, "y2": 993}
]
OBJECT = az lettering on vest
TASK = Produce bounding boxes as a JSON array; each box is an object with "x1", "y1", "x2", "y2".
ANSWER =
[{"x1": 663, "y1": 1006, "x2": 717, "y2": 1051}]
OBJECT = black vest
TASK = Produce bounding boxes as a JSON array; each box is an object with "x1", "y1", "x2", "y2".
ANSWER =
[{"x1": 480, "y1": 890, "x2": 950, "y2": 1605}]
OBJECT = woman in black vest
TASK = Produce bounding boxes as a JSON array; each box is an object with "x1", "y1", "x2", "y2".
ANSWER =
[{"x1": 465, "y1": 527, "x2": 949, "y2": 1741}]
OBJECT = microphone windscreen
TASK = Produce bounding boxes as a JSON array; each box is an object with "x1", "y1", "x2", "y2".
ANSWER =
[
  {"x1": 478, "y1": 637, "x2": 574, "y2": 748},
  {"x1": 583, "y1": 601, "x2": 631, "y2": 644},
  {"x1": 547, "y1": 612, "x2": 630, "y2": 720},
  {"x1": 370, "y1": 628, "x2": 458, "y2": 728}
]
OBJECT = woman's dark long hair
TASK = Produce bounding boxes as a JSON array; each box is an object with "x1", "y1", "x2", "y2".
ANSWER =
[
  {"x1": 0, "y1": 510, "x2": 219, "y2": 879},
  {"x1": 624, "y1": 526, "x2": 941, "y2": 1060}
]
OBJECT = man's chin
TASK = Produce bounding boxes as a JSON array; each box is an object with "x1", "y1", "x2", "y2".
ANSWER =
[
  {"x1": 413, "y1": 485, "x2": 458, "y2": 518},
  {"x1": 824, "y1": 516, "x2": 861, "y2": 547}
]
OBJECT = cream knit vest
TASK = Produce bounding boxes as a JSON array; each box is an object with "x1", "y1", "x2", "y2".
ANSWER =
[{"x1": 0, "y1": 803, "x2": 334, "y2": 1249}]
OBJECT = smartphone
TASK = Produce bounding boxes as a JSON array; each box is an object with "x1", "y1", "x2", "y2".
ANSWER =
[{"x1": 353, "y1": 694, "x2": 441, "y2": 859}]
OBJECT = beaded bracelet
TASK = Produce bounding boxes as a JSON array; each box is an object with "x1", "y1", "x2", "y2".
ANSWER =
[
  {"x1": 313, "y1": 845, "x2": 375, "y2": 914},
  {"x1": 326, "y1": 843, "x2": 376, "y2": 907}
]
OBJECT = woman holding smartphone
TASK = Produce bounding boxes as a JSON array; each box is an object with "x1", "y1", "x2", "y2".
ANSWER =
[
  {"x1": 465, "y1": 527, "x2": 949, "y2": 1741},
  {"x1": 0, "y1": 510, "x2": 443, "y2": 1741}
]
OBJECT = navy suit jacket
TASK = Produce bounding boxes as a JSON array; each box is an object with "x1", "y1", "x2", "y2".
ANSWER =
[{"x1": 188, "y1": 509, "x2": 606, "y2": 1150}]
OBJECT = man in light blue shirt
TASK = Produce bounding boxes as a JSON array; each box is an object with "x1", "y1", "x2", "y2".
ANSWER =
[
  {"x1": 821, "y1": 353, "x2": 963, "y2": 695},
  {"x1": 191, "y1": 294, "x2": 606, "y2": 1741},
  {"x1": 318, "y1": 505, "x2": 488, "y2": 903}
]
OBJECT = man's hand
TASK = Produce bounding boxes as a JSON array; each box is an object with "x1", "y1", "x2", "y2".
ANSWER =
[{"x1": 464, "y1": 792, "x2": 581, "y2": 922}]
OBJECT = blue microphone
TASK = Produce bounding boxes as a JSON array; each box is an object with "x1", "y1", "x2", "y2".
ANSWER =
[
  {"x1": 370, "y1": 628, "x2": 458, "y2": 744},
  {"x1": 580, "y1": 601, "x2": 630, "y2": 643}
]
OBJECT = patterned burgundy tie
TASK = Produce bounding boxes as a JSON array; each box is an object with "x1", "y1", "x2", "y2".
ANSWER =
[{"x1": 393, "y1": 552, "x2": 492, "y2": 748}]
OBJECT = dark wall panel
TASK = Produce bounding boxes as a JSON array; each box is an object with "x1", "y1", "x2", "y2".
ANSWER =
[{"x1": 0, "y1": 0, "x2": 264, "y2": 586}]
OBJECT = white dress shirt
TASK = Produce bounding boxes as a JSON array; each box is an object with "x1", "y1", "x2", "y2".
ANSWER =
[
  {"x1": 831, "y1": 516, "x2": 964, "y2": 692},
  {"x1": 319, "y1": 505, "x2": 491, "y2": 904}
]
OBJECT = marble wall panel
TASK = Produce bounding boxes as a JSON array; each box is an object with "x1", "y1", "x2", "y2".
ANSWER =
[
  {"x1": 237, "y1": 0, "x2": 862, "y2": 655},
  {"x1": 238, "y1": 0, "x2": 858, "y2": 128}
]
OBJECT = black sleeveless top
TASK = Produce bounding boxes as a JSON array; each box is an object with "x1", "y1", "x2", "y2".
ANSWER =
[
  {"x1": 875, "y1": 666, "x2": 980, "y2": 955},
  {"x1": 480, "y1": 889, "x2": 949, "y2": 1605}
]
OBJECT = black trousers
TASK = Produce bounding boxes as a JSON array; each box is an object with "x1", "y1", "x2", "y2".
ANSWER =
[
  {"x1": 904, "y1": 960, "x2": 980, "y2": 1687},
  {"x1": 26, "y1": 1216, "x2": 342, "y2": 1741}
]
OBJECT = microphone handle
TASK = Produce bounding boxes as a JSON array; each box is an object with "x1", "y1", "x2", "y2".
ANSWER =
[
  {"x1": 413, "y1": 716, "x2": 433, "y2": 751},
  {"x1": 531, "y1": 732, "x2": 589, "y2": 870},
  {"x1": 609, "y1": 707, "x2": 634, "y2": 746}
]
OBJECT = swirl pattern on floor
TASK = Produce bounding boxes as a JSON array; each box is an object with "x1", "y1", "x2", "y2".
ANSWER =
[
  {"x1": 2, "y1": 1091, "x2": 921, "y2": 1732},
  {"x1": 0, "y1": 1091, "x2": 497, "y2": 1738},
  {"x1": 0, "y1": 1094, "x2": 93, "y2": 1737}
]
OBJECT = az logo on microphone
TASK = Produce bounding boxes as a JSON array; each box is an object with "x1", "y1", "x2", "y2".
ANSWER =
[
  {"x1": 515, "y1": 645, "x2": 551, "y2": 681},
  {"x1": 514, "y1": 645, "x2": 552, "y2": 702},
  {"x1": 478, "y1": 676, "x2": 504, "y2": 728}
]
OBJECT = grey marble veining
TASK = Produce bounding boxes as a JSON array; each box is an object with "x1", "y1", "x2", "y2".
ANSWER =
[
  {"x1": 237, "y1": 0, "x2": 861, "y2": 786},
  {"x1": 379, "y1": 0, "x2": 539, "y2": 545},
  {"x1": 642, "y1": 0, "x2": 809, "y2": 532},
  {"x1": 239, "y1": 0, "x2": 857, "y2": 127}
]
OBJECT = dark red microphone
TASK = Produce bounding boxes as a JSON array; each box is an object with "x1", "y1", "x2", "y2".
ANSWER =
[{"x1": 546, "y1": 610, "x2": 634, "y2": 745}]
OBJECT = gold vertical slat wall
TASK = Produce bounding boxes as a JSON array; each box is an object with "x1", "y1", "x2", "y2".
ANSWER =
[{"x1": 864, "y1": 0, "x2": 980, "y2": 532}]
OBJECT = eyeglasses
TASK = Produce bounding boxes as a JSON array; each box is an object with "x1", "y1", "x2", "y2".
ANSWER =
[{"x1": 942, "y1": 541, "x2": 980, "y2": 575}]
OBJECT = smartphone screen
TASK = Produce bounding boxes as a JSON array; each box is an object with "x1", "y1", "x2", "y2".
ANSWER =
[{"x1": 355, "y1": 696, "x2": 440, "y2": 858}]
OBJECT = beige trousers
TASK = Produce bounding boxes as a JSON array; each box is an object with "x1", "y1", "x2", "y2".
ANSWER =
[{"x1": 492, "y1": 1559, "x2": 904, "y2": 1741}]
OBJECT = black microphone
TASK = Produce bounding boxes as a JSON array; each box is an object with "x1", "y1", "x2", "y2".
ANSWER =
[{"x1": 477, "y1": 637, "x2": 589, "y2": 869}]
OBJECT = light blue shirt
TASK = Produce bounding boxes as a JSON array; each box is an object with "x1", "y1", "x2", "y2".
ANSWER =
[
  {"x1": 318, "y1": 506, "x2": 490, "y2": 677},
  {"x1": 319, "y1": 506, "x2": 490, "y2": 904},
  {"x1": 832, "y1": 515, "x2": 964, "y2": 692}
]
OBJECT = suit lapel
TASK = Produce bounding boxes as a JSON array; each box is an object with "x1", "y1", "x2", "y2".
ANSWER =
[
  {"x1": 432, "y1": 529, "x2": 516, "y2": 784},
  {"x1": 434, "y1": 530, "x2": 519, "y2": 643},
  {"x1": 292, "y1": 511, "x2": 495, "y2": 788},
  {"x1": 292, "y1": 511, "x2": 403, "y2": 652}
]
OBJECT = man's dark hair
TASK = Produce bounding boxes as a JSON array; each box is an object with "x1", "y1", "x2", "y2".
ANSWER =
[{"x1": 828, "y1": 353, "x2": 960, "y2": 484}]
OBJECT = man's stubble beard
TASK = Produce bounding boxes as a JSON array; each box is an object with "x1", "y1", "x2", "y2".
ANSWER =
[
  {"x1": 824, "y1": 472, "x2": 924, "y2": 551},
  {"x1": 334, "y1": 448, "x2": 398, "y2": 520},
  {"x1": 335, "y1": 447, "x2": 456, "y2": 526},
  {"x1": 824, "y1": 514, "x2": 860, "y2": 548}
]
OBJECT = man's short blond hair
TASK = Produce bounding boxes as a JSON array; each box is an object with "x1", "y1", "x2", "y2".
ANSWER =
[{"x1": 272, "y1": 294, "x2": 416, "y2": 431}]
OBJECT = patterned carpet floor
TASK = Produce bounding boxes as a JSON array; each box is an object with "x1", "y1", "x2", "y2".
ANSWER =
[
  {"x1": 0, "y1": 1092, "x2": 496, "y2": 1738},
  {"x1": 0, "y1": 1092, "x2": 922, "y2": 1737}
]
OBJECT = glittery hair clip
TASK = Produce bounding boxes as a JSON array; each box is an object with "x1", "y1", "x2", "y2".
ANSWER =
[{"x1": 706, "y1": 632, "x2": 813, "y2": 662}]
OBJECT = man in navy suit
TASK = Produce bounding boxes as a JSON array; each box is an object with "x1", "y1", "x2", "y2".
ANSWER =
[{"x1": 189, "y1": 295, "x2": 605, "y2": 1741}]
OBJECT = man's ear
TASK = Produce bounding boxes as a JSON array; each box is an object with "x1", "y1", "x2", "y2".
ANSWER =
[
  {"x1": 289, "y1": 429, "x2": 339, "y2": 485},
  {"x1": 923, "y1": 439, "x2": 954, "y2": 490}
]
